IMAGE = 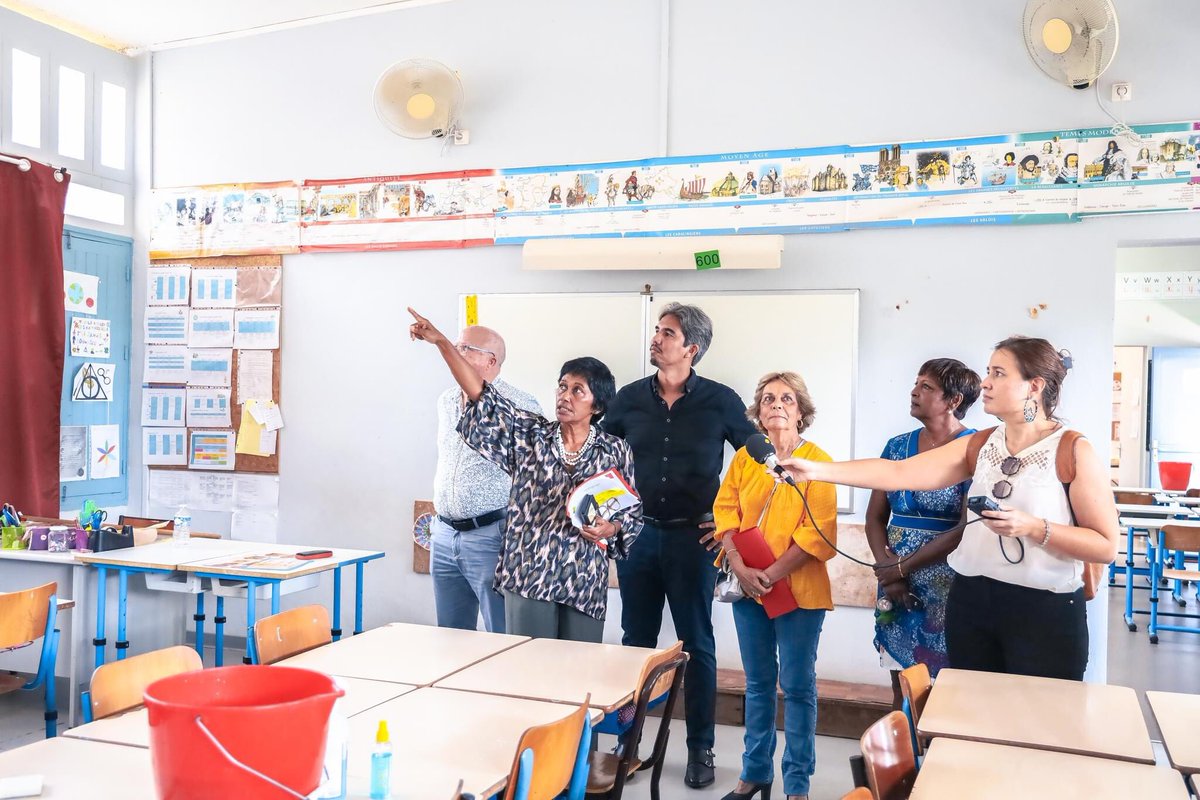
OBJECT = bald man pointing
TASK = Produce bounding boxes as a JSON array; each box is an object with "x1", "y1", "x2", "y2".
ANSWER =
[{"x1": 431, "y1": 324, "x2": 541, "y2": 632}]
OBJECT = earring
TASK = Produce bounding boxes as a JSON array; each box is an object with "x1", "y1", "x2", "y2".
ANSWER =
[{"x1": 1023, "y1": 397, "x2": 1038, "y2": 423}]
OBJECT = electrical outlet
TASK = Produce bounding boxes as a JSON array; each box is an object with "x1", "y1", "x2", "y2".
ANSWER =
[{"x1": 1111, "y1": 82, "x2": 1132, "y2": 102}]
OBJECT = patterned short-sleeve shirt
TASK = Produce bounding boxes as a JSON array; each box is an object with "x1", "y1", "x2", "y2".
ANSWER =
[{"x1": 458, "y1": 384, "x2": 644, "y2": 620}]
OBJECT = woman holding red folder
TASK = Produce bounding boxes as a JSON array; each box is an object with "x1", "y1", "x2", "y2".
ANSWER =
[{"x1": 713, "y1": 372, "x2": 838, "y2": 800}]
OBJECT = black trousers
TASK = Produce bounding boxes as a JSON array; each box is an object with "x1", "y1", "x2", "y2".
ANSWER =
[{"x1": 945, "y1": 572, "x2": 1088, "y2": 680}]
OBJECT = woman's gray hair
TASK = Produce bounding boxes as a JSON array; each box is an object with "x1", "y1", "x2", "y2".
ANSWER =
[{"x1": 658, "y1": 302, "x2": 713, "y2": 364}]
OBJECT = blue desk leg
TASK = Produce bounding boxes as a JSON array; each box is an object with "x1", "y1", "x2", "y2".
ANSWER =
[
  {"x1": 116, "y1": 569, "x2": 129, "y2": 660},
  {"x1": 332, "y1": 567, "x2": 343, "y2": 641},
  {"x1": 1123, "y1": 524, "x2": 1137, "y2": 631},
  {"x1": 1149, "y1": 531, "x2": 1163, "y2": 644},
  {"x1": 244, "y1": 580, "x2": 258, "y2": 664},
  {"x1": 271, "y1": 582, "x2": 280, "y2": 615},
  {"x1": 1172, "y1": 549, "x2": 1186, "y2": 607},
  {"x1": 94, "y1": 566, "x2": 108, "y2": 669},
  {"x1": 355, "y1": 562, "x2": 365, "y2": 635},
  {"x1": 194, "y1": 593, "x2": 206, "y2": 662},
  {"x1": 215, "y1": 596, "x2": 225, "y2": 668}
]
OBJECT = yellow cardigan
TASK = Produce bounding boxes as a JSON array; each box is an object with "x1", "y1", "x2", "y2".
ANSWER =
[{"x1": 712, "y1": 441, "x2": 838, "y2": 611}]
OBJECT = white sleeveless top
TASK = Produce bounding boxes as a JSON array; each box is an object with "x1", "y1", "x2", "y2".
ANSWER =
[{"x1": 947, "y1": 424, "x2": 1082, "y2": 593}]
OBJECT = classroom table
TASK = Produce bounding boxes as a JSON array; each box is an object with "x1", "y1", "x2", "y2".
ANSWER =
[
  {"x1": 910, "y1": 737, "x2": 1188, "y2": 799},
  {"x1": 77, "y1": 539, "x2": 385, "y2": 667},
  {"x1": 0, "y1": 736, "x2": 157, "y2": 799},
  {"x1": 276, "y1": 622, "x2": 529, "y2": 685},
  {"x1": 916, "y1": 669, "x2": 1155, "y2": 764},
  {"x1": 62, "y1": 676, "x2": 415, "y2": 748},
  {"x1": 1121, "y1": 517, "x2": 1200, "y2": 632},
  {"x1": 1147, "y1": 691, "x2": 1200, "y2": 774},
  {"x1": 1157, "y1": 495, "x2": 1200, "y2": 507},
  {"x1": 435, "y1": 637, "x2": 662, "y2": 714},
  {"x1": 344, "y1": 687, "x2": 602, "y2": 800},
  {"x1": 1115, "y1": 503, "x2": 1197, "y2": 517},
  {"x1": 1114, "y1": 486, "x2": 1185, "y2": 496}
]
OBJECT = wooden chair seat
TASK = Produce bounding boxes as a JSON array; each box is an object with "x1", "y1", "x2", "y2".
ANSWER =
[
  {"x1": 1161, "y1": 568, "x2": 1198, "y2": 582},
  {"x1": 586, "y1": 751, "x2": 642, "y2": 794},
  {"x1": 0, "y1": 674, "x2": 27, "y2": 694}
]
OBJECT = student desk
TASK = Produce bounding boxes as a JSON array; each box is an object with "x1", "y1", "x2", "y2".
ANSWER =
[
  {"x1": 0, "y1": 736, "x2": 157, "y2": 798},
  {"x1": 1147, "y1": 691, "x2": 1200, "y2": 774},
  {"x1": 1119, "y1": 517, "x2": 1200, "y2": 632},
  {"x1": 276, "y1": 622, "x2": 529, "y2": 685},
  {"x1": 1114, "y1": 503, "x2": 1196, "y2": 517},
  {"x1": 76, "y1": 539, "x2": 385, "y2": 667},
  {"x1": 910, "y1": 738, "x2": 1188, "y2": 799},
  {"x1": 1114, "y1": 486, "x2": 1185, "y2": 496},
  {"x1": 344, "y1": 687, "x2": 602, "y2": 800},
  {"x1": 435, "y1": 637, "x2": 662, "y2": 715},
  {"x1": 916, "y1": 669, "x2": 1154, "y2": 764},
  {"x1": 63, "y1": 676, "x2": 416, "y2": 748}
]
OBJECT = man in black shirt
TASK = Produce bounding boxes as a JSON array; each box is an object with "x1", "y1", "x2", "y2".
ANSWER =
[{"x1": 603, "y1": 302, "x2": 758, "y2": 788}]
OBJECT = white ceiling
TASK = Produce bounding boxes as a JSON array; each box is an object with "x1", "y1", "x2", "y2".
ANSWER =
[{"x1": 3, "y1": 0, "x2": 444, "y2": 53}]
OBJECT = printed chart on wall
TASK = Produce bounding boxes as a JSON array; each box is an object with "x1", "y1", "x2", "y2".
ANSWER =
[
  {"x1": 142, "y1": 255, "x2": 282, "y2": 475},
  {"x1": 147, "y1": 119, "x2": 1200, "y2": 257}
]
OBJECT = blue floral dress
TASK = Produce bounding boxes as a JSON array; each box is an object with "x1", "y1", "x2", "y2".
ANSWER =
[{"x1": 873, "y1": 428, "x2": 973, "y2": 676}]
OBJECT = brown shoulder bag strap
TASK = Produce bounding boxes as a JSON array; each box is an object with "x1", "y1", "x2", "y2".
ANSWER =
[{"x1": 965, "y1": 426, "x2": 998, "y2": 474}]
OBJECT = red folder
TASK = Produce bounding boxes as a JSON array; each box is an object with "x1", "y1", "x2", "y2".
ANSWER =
[{"x1": 731, "y1": 527, "x2": 799, "y2": 619}]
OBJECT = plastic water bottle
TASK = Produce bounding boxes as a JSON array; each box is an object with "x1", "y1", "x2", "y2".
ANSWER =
[
  {"x1": 311, "y1": 692, "x2": 348, "y2": 799},
  {"x1": 369, "y1": 720, "x2": 392, "y2": 799},
  {"x1": 173, "y1": 504, "x2": 191, "y2": 545}
]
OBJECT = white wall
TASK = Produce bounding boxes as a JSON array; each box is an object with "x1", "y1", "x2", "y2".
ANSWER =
[
  {"x1": 139, "y1": 0, "x2": 1200, "y2": 684},
  {"x1": 1115, "y1": 244, "x2": 1200, "y2": 346},
  {"x1": 1111, "y1": 346, "x2": 1147, "y2": 487}
]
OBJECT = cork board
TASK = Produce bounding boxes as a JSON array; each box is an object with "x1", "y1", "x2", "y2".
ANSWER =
[{"x1": 149, "y1": 255, "x2": 282, "y2": 474}]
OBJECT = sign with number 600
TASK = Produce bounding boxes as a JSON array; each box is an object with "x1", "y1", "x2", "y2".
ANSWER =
[{"x1": 694, "y1": 250, "x2": 722, "y2": 270}]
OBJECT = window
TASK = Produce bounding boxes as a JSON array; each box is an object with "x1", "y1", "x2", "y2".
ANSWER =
[
  {"x1": 58, "y1": 66, "x2": 86, "y2": 160},
  {"x1": 11, "y1": 49, "x2": 42, "y2": 147},
  {"x1": 64, "y1": 183, "x2": 125, "y2": 226},
  {"x1": 99, "y1": 81, "x2": 126, "y2": 170}
]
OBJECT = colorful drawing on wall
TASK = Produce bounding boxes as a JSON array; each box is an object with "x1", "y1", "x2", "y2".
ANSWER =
[{"x1": 64, "y1": 270, "x2": 99, "y2": 315}]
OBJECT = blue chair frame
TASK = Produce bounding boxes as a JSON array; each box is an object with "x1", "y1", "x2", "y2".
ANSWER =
[{"x1": 1, "y1": 586, "x2": 62, "y2": 738}]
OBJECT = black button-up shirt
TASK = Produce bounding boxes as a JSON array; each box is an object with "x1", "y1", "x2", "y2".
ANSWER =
[{"x1": 602, "y1": 371, "x2": 759, "y2": 521}]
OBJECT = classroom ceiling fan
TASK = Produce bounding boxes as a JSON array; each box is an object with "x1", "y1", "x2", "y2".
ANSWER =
[
  {"x1": 1022, "y1": 0, "x2": 1119, "y2": 89},
  {"x1": 372, "y1": 58, "x2": 468, "y2": 143}
]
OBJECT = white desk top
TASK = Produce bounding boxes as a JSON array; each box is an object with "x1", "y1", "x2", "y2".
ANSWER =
[
  {"x1": 435, "y1": 637, "x2": 663, "y2": 713},
  {"x1": 1146, "y1": 690, "x2": 1200, "y2": 774},
  {"x1": 0, "y1": 549, "x2": 81, "y2": 566},
  {"x1": 1120, "y1": 516, "x2": 1200, "y2": 531},
  {"x1": 916, "y1": 669, "x2": 1154, "y2": 764},
  {"x1": 1163, "y1": 496, "x2": 1200, "y2": 506},
  {"x1": 1114, "y1": 486, "x2": 1184, "y2": 495},
  {"x1": 911, "y1": 738, "x2": 1188, "y2": 799},
  {"x1": 75, "y1": 537, "x2": 259, "y2": 569},
  {"x1": 0, "y1": 736, "x2": 157, "y2": 798},
  {"x1": 179, "y1": 543, "x2": 384, "y2": 579},
  {"x1": 344, "y1": 688, "x2": 601, "y2": 800},
  {"x1": 1114, "y1": 503, "x2": 1195, "y2": 517},
  {"x1": 276, "y1": 623, "x2": 529, "y2": 686}
]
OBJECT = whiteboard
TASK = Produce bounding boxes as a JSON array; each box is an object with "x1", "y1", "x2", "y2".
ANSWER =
[{"x1": 465, "y1": 290, "x2": 858, "y2": 511}]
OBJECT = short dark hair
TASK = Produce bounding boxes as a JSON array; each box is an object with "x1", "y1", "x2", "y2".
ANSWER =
[
  {"x1": 559, "y1": 357, "x2": 616, "y2": 424},
  {"x1": 918, "y1": 358, "x2": 982, "y2": 420}
]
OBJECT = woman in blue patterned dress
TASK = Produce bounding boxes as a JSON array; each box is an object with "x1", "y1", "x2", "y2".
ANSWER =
[{"x1": 865, "y1": 358, "x2": 981, "y2": 707}]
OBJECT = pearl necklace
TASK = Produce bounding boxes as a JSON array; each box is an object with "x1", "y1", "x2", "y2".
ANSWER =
[{"x1": 555, "y1": 425, "x2": 596, "y2": 466}]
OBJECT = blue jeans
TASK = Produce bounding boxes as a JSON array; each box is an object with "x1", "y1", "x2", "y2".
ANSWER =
[
  {"x1": 617, "y1": 520, "x2": 718, "y2": 751},
  {"x1": 430, "y1": 516, "x2": 505, "y2": 633},
  {"x1": 731, "y1": 599, "x2": 825, "y2": 797}
]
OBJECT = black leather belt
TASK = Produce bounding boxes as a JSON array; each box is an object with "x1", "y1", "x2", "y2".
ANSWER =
[
  {"x1": 643, "y1": 513, "x2": 714, "y2": 530},
  {"x1": 438, "y1": 508, "x2": 505, "y2": 532}
]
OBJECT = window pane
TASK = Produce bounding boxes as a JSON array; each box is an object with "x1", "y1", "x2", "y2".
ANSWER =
[
  {"x1": 11, "y1": 49, "x2": 41, "y2": 147},
  {"x1": 64, "y1": 183, "x2": 125, "y2": 226},
  {"x1": 58, "y1": 66, "x2": 86, "y2": 160},
  {"x1": 100, "y1": 82, "x2": 126, "y2": 170}
]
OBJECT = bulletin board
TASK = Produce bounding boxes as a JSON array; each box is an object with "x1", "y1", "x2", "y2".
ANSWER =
[{"x1": 147, "y1": 254, "x2": 282, "y2": 475}]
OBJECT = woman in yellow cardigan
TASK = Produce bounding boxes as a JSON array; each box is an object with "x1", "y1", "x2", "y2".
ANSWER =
[{"x1": 713, "y1": 371, "x2": 838, "y2": 800}]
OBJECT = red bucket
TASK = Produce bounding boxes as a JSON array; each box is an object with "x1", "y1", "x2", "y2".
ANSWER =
[
  {"x1": 144, "y1": 665, "x2": 343, "y2": 800},
  {"x1": 1159, "y1": 461, "x2": 1193, "y2": 492}
]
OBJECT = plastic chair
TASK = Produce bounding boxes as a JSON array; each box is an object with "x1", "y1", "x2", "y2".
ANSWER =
[
  {"x1": 504, "y1": 696, "x2": 592, "y2": 800},
  {"x1": 841, "y1": 790, "x2": 874, "y2": 800},
  {"x1": 252, "y1": 604, "x2": 332, "y2": 665},
  {"x1": 0, "y1": 582, "x2": 62, "y2": 737},
  {"x1": 587, "y1": 642, "x2": 687, "y2": 800},
  {"x1": 859, "y1": 711, "x2": 917, "y2": 800},
  {"x1": 82, "y1": 644, "x2": 203, "y2": 722},
  {"x1": 896, "y1": 663, "x2": 931, "y2": 756}
]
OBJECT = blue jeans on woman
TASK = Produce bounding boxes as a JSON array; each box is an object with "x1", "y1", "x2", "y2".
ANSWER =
[{"x1": 731, "y1": 599, "x2": 825, "y2": 797}]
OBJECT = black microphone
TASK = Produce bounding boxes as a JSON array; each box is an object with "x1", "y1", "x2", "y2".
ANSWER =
[{"x1": 745, "y1": 433, "x2": 796, "y2": 485}]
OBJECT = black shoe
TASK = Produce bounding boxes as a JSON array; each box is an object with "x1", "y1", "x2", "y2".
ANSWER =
[
  {"x1": 719, "y1": 781, "x2": 771, "y2": 800},
  {"x1": 685, "y1": 748, "x2": 716, "y2": 788}
]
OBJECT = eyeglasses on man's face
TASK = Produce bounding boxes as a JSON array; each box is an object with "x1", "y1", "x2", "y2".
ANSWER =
[{"x1": 456, "y1": 343, "x2": 496, "y2": 357}]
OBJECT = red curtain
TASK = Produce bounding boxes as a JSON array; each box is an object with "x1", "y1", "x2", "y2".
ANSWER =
[{"x1": 0, "y1": 156, "x2": 70, "y2": 516}]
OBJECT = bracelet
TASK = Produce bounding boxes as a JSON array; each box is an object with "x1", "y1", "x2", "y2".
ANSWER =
[{"x1": 1038, "y1": 519, "x2": 1052, "y2": 548}]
